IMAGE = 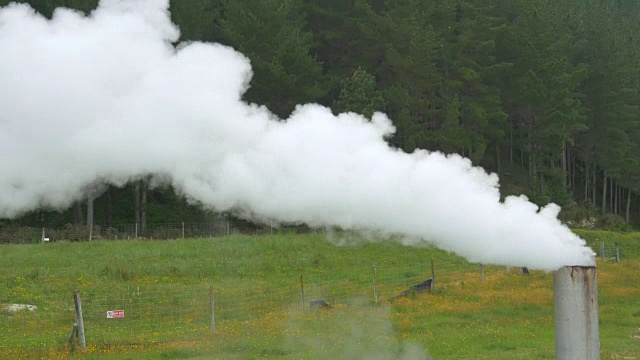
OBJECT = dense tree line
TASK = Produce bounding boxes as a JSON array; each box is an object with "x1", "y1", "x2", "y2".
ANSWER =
[{"x1": 3, "y1": 0, "x2": 640, "y2": 230}]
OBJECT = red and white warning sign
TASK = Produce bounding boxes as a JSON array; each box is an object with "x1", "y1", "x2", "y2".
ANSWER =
[{"x1": 106, "y1": 310, "x2": 124, "y2": 318}]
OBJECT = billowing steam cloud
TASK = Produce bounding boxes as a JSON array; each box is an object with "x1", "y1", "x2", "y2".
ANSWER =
[{"x1": 0, "y1": 0, "x2": 594, "y2": 270}]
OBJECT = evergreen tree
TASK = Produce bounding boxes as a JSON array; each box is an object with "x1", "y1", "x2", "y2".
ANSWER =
[
  {"x1": 575, "y1": 0, "x2": 639, "y2": 214},
  {"x1": 333, "y1": 67, "x2": 384, "y2": 118},
  {"x1": 375, "y1": 0, "x2": 443, "y2": 151},
  {"x1": 434, "y1": 0, "x2": 508, "y2": 164},
  {"x1": 169, "y1": 0, "x2": 222, "y2": 42},
  {"x1": 496, "y1": 1, "x2": 587, "y2": 206},
  {"x1": 218, "y1": 0, "x2": 324, "y2": 117},
  {"x1": 0, "y1": 0, "x2": 98, "y2": 17}
]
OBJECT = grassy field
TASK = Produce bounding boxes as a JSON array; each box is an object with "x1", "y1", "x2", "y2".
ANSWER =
[{"x1": 0, "y1": 230, "x2": 638, "y2": 359}]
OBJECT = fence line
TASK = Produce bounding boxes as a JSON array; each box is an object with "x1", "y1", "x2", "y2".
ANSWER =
[
  {"x1": 592, "y1": 241, "x2": 622, "y2": 262},
  {"x1": 0, "y1": 236, "x2": 625, "y2": 355},
  {"x1": 0, "y1": 258, "x2": 473, "y2": 353},
  {"x1": 2, "y1": 220, "x2": 630, "y2": 265},
  {"x1": 0, "y1": 245, "x2": 624, "y2": 358},
  {"x1": 0, "y1": 220, "x2": 314, "y2": 244}
]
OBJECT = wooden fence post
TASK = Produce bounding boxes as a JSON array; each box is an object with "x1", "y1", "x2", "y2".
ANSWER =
[
  {"x1": 430, "y1": 260, "x2": 435, "y2": 294},
  {"x1": 300, "y1": 274, "x2": 305, "y2": 311},
  {"x1": 615, "y1": 242, "x2": 620, "y2": 262},
  {"x1": 182, "y1": 222, "x2": 185, "y2": 239},
  {"x1": 73, "y1": 290, "x2": 86, "y2": 351},
  {"x1": 67, "y1": 324, "x2": 78, "y2": 350},
  {"x1": 600, "y1": 241, "x2": 605, "y2": 261},
  {"x1": 480, "y1": 264, "x2": 484, "y2": 284},
  {"x1": 372, "y1": 265, "x2": 378, "y2": 304},
  {"x1": 209, "y1": 285, "x2": 215, "y2": 333}
]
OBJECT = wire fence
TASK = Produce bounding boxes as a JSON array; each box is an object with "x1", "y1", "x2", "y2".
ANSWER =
[
  {"x1": 1, "y1": 221, "x2": 633, "y2": 265},
  {"x1": 0, "y1": 256, "x2": 474, "y2": 355},
  {"x1": 0, "y1": 228, "x2": 626, "y2": 357},
  {"x1": 591, "y1": 241, "x2": 622, "y2": 263},
  {"x1": 0, "y1": 220, "x2": 307, "y2": 244}
]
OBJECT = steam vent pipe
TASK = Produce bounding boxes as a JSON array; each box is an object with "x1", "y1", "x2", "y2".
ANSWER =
[{"x1": 554, "y1": 266, "x2": 600, "y2": 360}]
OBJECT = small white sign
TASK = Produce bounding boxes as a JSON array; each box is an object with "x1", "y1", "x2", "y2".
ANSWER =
[
  {"x1": 106, "y1": 310, "x2": 124, "y2": 318},
  {"x1": 43, "y1": 238, "x2": 49, "y2": 242}
]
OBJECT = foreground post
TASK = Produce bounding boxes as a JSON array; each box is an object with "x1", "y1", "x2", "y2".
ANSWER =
[
  {"x1": 554, "y1": 266, "x2": 599, "y2": 360},
  {"x1": 209, "y1": 285, "x2": 215, "y2": 333},
  {"x1": 430, "y1": 259, "x2": 435, "y2": 294},
  {"x1": 372, "y1": 265, "x2": 378, "y2": 304},
  {"x1": 299, "y1": 274, "x2": 305, "y2": 311},
  {"x1": 73, "y1": 290, "x2": 87, "y2": 352}
]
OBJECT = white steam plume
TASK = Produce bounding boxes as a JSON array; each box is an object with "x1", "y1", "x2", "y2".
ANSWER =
[{"x1": 0, "y1": 0, "x2": 594, "y2": 271}]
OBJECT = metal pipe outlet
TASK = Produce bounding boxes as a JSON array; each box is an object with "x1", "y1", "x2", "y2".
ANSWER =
[{"x1": 554, "y1": 266, "x2": 600, "y2": 360}]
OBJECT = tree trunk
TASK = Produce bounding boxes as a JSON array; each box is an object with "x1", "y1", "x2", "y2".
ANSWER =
[
  {"x1": 106, "y1": 186, "x2": 113, "y2": 228},
  {"x1": 74, "y1": 202, "x2": 84, "y2": 225},
  {"x1": 610, "y1": 177, "x2": 614, "y2": 214},
  {"x1": 601, "y1": 170, "x2": 607, "y2": 215},
  {"x1": 141, "y1": 183, "x2": 147, "y2": 234},
  {"x1": 584, "y1": 160, "x2": 589, "y2": 203},
  {"x1": 134, "y1": 180, "x2": 148, "y2": 235},
  {"x1": 615, "y1": 183, "x2": 620, "y2": 215},
  {"x1": 569, "y1": 147, "x2": 574, "y2": 192},
  {"x1": 625, "y1": 188, "x2": 631, "y2": 224},
  {"x1": 509, "y1": 120, "x2": 513, "y2": 164},
  {"x1": 496, "y1": 142, "x2": 501, "y2": 175},
  {"x1": 135, "y1": 182, "x2": 141, "y2": 232},
  {"x1": 592, "y1": 164, "x2": 596, "y2": 208},
  {"x1": 86, "y1": 196, "x2": 94, "y2": 227},
  {"x1": 520, "y1": 124, "x2": 525, "y2": 170},
  {"x1": 562, "y1": 141, "x2": 567, "y2": 190},
  {"x1": 619, "y1": 185, "x2": 624, "y2": 216}
]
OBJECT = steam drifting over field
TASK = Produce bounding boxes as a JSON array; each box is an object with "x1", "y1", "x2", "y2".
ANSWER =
[{"x1": 0, "y1": 0, "x2": 595, "y2": 270}]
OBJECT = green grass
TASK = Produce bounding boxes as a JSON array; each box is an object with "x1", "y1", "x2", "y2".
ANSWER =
[{"x1": 0, "y1": 231, "x2": 638, "y2": 359}]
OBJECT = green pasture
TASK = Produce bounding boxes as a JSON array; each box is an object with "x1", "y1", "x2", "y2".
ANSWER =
[{"x1": 0, "y1": 230, "x2": 638, "y2": 359}]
